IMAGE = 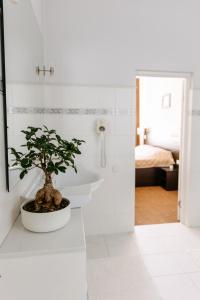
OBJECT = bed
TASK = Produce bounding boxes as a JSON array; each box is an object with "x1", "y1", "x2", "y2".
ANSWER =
[{"x1": 135, "y1": 145, "x2": 176, "y2": 187}]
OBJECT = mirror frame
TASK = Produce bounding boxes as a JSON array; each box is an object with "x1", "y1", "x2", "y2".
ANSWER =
[{"x1": 0, "y1": 0, "x2": 9, "y2": 191}]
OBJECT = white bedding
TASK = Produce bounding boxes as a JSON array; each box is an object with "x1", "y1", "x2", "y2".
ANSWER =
[{"x1": 135, "y1": 145, "x2": 175, "y2": 169}]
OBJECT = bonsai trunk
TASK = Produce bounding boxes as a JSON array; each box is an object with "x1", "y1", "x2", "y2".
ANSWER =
[{"x1": 35, "y1": 172, "x2": 63, "y2": 212}]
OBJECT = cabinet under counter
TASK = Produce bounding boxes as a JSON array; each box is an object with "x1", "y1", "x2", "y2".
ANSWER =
[{"x1": 0, "y1": 208, "x2": 87, "y2": 300}]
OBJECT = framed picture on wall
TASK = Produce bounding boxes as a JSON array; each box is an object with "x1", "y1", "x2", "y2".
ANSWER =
[{"x1": 162, "y1": 93, "x2": 171, "y2": 109}]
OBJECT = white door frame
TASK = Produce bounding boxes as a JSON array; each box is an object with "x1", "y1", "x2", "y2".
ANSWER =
[{"x1": 134, "y1": 70, "x2": 193, "y2": 225}]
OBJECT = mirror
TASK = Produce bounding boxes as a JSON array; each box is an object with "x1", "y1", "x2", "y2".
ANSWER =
[
  {"x1": 2, "y1": 0, "x2": 44, "y2": 191},
  {"x1": 0, "y1": 0, "x2": 9, "y2": 190}
]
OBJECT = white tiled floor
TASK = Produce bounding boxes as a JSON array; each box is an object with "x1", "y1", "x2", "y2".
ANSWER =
[{"x1": 86, "y1": 223, "x2": 200, "y2": 300}]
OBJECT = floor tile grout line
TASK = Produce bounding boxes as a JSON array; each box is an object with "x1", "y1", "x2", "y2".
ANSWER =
[
  {"x1": 139, "y1": 249, "x2": 200, "y2": 256},
  {"x1": 102, "y1": 235, "x2": 111, "y2": 258},
  {"x1": 152, "y1": 270, "x2": 200, "y2": 279},
  {"x1": 140, "y1": 251, "x2": 200, "y2": 256},
  {"x1": 153, "y1": 272, "x2": 200, "y2": 295},
  {"x1": 86, "y1": 226, "x2": 200, "y2": 300},
  {"x1": 188, "y1": 274, "x2": 200, "y2": 293}
]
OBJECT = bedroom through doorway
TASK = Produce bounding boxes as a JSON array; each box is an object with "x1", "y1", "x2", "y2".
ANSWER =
[{"x1": 135, "y1": 75, "x2": 185, "y2": 225}]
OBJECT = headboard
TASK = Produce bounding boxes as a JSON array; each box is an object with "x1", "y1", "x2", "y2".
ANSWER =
[
  {"x1": 145, "y1": 129, "x2": 180, "y2": 163},
  {"x1": 149, "y1": 143, "x2": 179, "y2": 163}
]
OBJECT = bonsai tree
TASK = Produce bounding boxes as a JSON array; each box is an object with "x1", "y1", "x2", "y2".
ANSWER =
[{"x1": 10, "y1": 126, "x2": 85, "y2": 212}]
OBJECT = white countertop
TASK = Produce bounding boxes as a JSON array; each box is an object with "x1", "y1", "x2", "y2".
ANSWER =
[{"x1": 0, "y1": 208, "x2": 86, "y2": 258}]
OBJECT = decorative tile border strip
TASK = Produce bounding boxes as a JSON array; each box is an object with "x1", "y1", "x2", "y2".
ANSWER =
[
  {"x1": 7, "y1": 106, "x2": 131, "y2": 116},
  {"x1": 8, "y1": 107, "x2": 45, "y2": 114}
]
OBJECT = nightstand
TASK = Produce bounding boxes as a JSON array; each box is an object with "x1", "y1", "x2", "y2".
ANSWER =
[{"x1": 157, "y1": 166, "x2": 179, "y2": 191}]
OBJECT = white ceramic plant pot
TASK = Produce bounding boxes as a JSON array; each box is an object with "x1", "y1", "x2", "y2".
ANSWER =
[{"x1": 21, "y1": 199, "x2": 71, "y2": 233}]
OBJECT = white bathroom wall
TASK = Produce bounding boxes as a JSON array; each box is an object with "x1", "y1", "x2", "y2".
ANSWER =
[
  {"x1": 139, "y1": 77, "x2": 184, "y2": 150},
  {"x1": 43, "y1": 0, "x2": 200, "y2": 86},
  {"x1": 30, "y1": 0, "x2": 43, "y2": 33},
  {"x1": 3, "y1": 0, "x2": 43, "y2": 84},
  {"x1": 2, "y1": 0, "x2": 200, "y2": 240},
  {"x1": 43, "y1": 0, "x2": 200, "y2": 228},
  {"x1": 43, "y1": 85, "x2": 135, "y2": 235}
]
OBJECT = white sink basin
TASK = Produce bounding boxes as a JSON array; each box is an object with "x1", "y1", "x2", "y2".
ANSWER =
[
  {"x1": 24, "y1": 168, "x2": 104, "y2": 209},
  {"x1": 53, "y1": 168, "x2": 104, "y2": 208}
]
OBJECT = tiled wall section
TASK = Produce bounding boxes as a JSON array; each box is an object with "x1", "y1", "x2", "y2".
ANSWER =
[
  {"x1": 44, "y1": 85, "x2": 135, "y2": 235},
  {"x1": 6, "y1": 83, "x2": 135, "y2": 236},
  {"x1": 5, "y1": 84, "x2": 200, "y2": 235}
]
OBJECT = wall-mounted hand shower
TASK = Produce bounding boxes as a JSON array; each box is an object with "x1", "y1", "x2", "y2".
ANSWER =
[
  {"x1": 99, "y1": 126, "x2": 106, "y2": 132},
  {"x1": 96, "y1": 119, "x2": 107, "y2": 168}
]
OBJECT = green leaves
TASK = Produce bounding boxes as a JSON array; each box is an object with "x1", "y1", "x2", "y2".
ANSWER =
[
  {"x1": 20, "y1": 158, "x2": 32, "y2": 168},
  {"x1": 10, "y1": 125, "x2": 85, "y2": 180},
  {"x1": 20, "y1": 169, "x2": 28, "y2": 179},
  {"x1": 10, "y1": 147, "x2": 23, "y2": 159},
  {"x1": 21, "y1": 127, "x2": 42, "y2": 141},
  {"x1": 57, "y1": 166, "x2": 66, "y2": 173}
]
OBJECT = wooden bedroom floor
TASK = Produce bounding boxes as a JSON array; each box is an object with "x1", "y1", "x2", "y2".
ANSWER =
[{"x1": 135, "y1": 186, "x2": 178, "y2": 225}]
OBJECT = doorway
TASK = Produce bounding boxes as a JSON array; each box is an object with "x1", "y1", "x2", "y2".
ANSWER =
[{"x1": 134, "y1": 73, "x2": 189, "y2": 226}]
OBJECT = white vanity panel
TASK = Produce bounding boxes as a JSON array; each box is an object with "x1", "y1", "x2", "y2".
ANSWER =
[{"x1": 0, "y1": 209, "x2": 87, "y2": 300}]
